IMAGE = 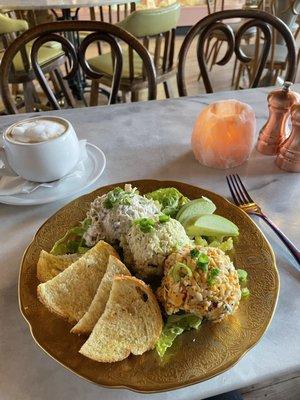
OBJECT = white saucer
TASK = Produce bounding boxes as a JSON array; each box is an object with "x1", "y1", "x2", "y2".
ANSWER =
[{"x1": 0, "y1": 142, "x2": 106, "y2": 206}]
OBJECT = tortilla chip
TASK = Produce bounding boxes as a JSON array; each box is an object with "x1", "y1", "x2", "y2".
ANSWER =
[{"x1": 37, "y1": 251, "x2": 80, "y2": 282}]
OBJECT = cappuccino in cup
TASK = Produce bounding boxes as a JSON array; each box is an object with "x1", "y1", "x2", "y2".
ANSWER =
[
  {"x1": 8, "y1": 119, "x2": 66, "y2": 144},
  {"x1": 1, "y1": 116, "x2": 80, "y2": 182}
]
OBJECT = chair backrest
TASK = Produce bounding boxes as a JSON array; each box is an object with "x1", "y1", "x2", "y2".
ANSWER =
[
  {"x1": 0, "y1": 12, "x2": 28, "y2": 35},
  {"x1": 89, "y1": 1, "x2": 136, "y2": 24},
  {"x1": 206, "y1": 0, "x2": 225, "y2": 13},
  {"x1": 0, "y1": 12, "x2": 31, "y2": 77},
  {"x1": 177, "y1": 9, "x2": 297, "y2": 95},
  {"x1": 0, "y1": 20, "x2": 157, "y2": 114},
  {"x1": 270, "y1": 0, "x2": 300, "y2": 44},
  {"x1": 118, "y1": 3, "x2": 180, "y2": 73}
]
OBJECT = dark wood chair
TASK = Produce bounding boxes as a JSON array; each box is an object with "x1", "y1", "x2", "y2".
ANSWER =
[
  {"x1": 202, "y1": 0, "x2": 257, "y2": 74},
  {"x1": 0, "y1": 12, "x2": 72, "y2": 113},
  {"x1": 177, "y1": 9, "x2": 297, "y2": 96},
  {"x1": 0, "y1": 20, "x2": 157, "y2": 114},
  {"x1": 237, "y1": 0, "x2": 300, "y2": 87},
  {"x1": 87, "y1": 3, "x2": 180, "y2": 104},
  {"x1": 88, "y1": 2, "x2": 136, "y2": 24}
]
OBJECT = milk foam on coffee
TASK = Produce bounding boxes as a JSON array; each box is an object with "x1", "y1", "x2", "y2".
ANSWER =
[{"x1": 10, "y1": 119, "x2": 65, "y2": 143}]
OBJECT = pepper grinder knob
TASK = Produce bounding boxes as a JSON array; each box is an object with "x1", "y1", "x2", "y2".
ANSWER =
[{"x1": 282, "y1": 81, "x2": 293, "y2": 91}]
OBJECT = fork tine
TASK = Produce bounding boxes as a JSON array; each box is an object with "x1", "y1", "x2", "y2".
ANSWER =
[
  {"x1": 228, "y1": 174, "x2": 245, "y2": 204},
  {"x1": 235, "y1": 174, "x2": 254, "y2": 203},
  {"x1": 232, "y1": 174, "x2": 249, "y2": 204},
  {"x1": 226, "y1": 175, "x2": 242, "y2": 205}
]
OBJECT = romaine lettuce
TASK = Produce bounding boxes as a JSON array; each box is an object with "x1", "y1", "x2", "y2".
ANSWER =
[
  {"x1": 146, "y1": 188, "x2": 189, "y2": 218},
  {"x1": 50, "y1": 218, "x2": 91, "y2": 255},
  {"x1": 156, "y1": 313, "x2": 202, "y2": 358},
  {"x1": 195, "y1": 236, "x2": 234, "y2": 252}
]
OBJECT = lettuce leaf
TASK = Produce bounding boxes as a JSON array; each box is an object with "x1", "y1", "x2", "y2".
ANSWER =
[
  {"x1": 156, "y1": 314, "x2": 202, "y2": 358},
  {"x1": 195, "y1": 236, "x2": 234, "y2": 252},
  {"x1": 146, "y1": 188, "x2": 189, "y2": 218},
  {"x1": 50, "y1": 218, "x2": 91, "y2": 255}
]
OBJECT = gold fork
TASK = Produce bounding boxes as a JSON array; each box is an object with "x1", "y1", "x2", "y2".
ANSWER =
[{"x1": 226, "y1": 174, "x2": 300, "y2": 266}]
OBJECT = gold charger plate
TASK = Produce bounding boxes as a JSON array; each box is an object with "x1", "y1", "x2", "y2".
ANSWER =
[{"x1": 19, "y1": 180, "x2": 279, "y2": 393}]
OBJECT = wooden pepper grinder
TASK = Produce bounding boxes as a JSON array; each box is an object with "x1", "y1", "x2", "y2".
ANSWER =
[
  {"x1": 257, "y1": 82, "x2": 299, "y2": 155},
  {"x1": 276, "y1": 103, "x2": 300, "y2": 172}
]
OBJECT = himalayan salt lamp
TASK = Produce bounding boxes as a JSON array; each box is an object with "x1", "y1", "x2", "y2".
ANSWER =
[{"x1": 191, "y1": 100, "x2": 256, "y2": 169}]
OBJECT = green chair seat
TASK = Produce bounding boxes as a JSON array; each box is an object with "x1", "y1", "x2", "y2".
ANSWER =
[
  {"x1": 13, "y1": 43, "x2": 64, "y2": 72},
  {"x1": 0, "y1": 12, "x2": 28, "y2": 34},
  {"x1": 88, "y1": 48, "x2": 157, "y2": 79},
  {"x1": 0, "y1": 13, "x2": 64, "y2": 73},
  {"x1": 117, "y1": 3, "x2": 180, "y2": 38}
]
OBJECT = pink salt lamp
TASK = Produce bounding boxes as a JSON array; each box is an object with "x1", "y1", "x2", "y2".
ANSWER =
[{"x1": 191, "y1": 100, "x2": 256, "y2": 169}]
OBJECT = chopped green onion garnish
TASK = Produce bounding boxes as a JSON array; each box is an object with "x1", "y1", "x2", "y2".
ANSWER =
[
  {"x1": 159, "y1": 214, "x2": 170, "y2": 223},
  {"x1": 237, "y1": 269, "x2": 248, "y2": 283},
  {"x1": 135, "y1": 218, "x2": 156, "y2": 233},
  {"x1": 198, "y1": 253, "x2": 209, "y2": 264},
  {"x1": 196, "y1": 253, "x2": 209, "y2": 272},
  {"x1": 197, "y1": 259, "x2": 208, "y2": 272},
  {"x1": 169, "y1": 262, "x2": 193, "y2": 282},
  {"x1": 241, "y1": 287, "x2": 250, "y2": 298},
  {"x1": 207, "y1": 268, "x2": 220, "y2": 286},
  {"x1": 190, "y1": 248, "x2": 200, "y2": 259},
  {"x1": 103, "y1": 187, "x2": 133, "y2": 209}
]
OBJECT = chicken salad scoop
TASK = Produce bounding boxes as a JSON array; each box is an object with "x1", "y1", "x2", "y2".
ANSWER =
[
  {"x1": 83, "y1": 185, "x2": 161, "y2": 247},
  {"x1": 122, "y1": 214, "x2": 192, "y2": 279}
]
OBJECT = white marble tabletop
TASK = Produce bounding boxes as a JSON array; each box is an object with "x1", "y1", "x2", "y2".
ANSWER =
[
  {"x1": 0, "y1": 86, "x2": 300, "y2": 400},
  {"x1": 0, "y1": 0, "x2": 137, "y2": 11}
]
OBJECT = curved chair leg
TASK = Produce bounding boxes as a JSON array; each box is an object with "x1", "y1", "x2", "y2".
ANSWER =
[
  {"x1": 49, "y1": 70, "x2": 61, "y2": 95},
  {"x1": 54, "y1": 68, "x2": 76, "y2": 108},
  {"x1": 23, "y1": 81, "x2": 40, "y2": 112},
  {"x1": 198, "y1": 38, "x2": 217, "y2": 81},
  {"x1": 131, "y1": 90, "x2": 139, "y2": 102},
  {"x1": 12, "y1": 83, "x2": 20, "y2": 96},
  {"x1": 234, "y1": 63, "x2": 244, "y2": 90},
  {"x1": 163, "y1": 81, "x2": 173, "y2": 98},
  {"x1": 209, "y1": 39, "x2": 223, "y2": 71},
  {"x1": 296, "y1": 50, "x2": 300, "y2": 78},
  {"x1": 121, "y1": 90, "x2": 127, "y2": 103},
  {"x1": 90, "y1": 79, "x2": 100, "y2": 106},
  {"x1": 231, "y1": 57, "x2": 238, "y2": 87}
]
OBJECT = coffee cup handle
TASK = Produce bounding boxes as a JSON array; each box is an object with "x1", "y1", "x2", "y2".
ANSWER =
[{"x1": 0, "y1": 146, "x2": 18, "y2": 177}]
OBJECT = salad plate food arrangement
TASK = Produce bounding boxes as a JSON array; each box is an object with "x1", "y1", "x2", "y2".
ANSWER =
[{"x1": 19, "y1": 180, "x2": 279, "y2": 392}]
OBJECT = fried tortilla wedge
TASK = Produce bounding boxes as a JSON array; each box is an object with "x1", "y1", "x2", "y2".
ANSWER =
[
  {"x1": 37, "y1": 241, "x2": 119, "y2": 323},
  {"x1": 71, "y1": 255, "x2": 131, "y2": 335},
  {"x1": 79, "y1": 276, "x2": 163, "y2": 363},
  {"x1": 37, "y1": 251, "x2": 80, "y2": 282}
]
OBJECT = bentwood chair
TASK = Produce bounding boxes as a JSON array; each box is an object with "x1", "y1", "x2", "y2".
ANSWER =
[
  {"x1": 202, "y1": 0, "x2": 257, "y2": 75},
  {"x1": 87, "y1": 3, "x2": 180, "y2": 104},
  {"x1": 0, "y1": 21, "x2": 157, "y2": 114},
  {"x1": 238, "y1": 0, "x2": 300, "y2": 86},
  {"x1": 177, "y1": 9, "x2": 297, "y2": 96},
  {"x1": 88, "y1": 2, "x2": 136, "y2": 24},
  {"x1": 0, "y1": 12, "x2": 70, "y2": 112},
  {"x1": 84, "y1": 1, "x2": 136, "y2": 55}
]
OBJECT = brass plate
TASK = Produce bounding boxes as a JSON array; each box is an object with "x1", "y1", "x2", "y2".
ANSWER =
[{"x1": 19, "y1": 180, "x2": 279, "y2": 393}]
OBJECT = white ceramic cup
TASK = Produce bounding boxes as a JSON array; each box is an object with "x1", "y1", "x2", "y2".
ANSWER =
[{"x1": 0, "y1": 116, "x2": 80, "y2": 182}]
